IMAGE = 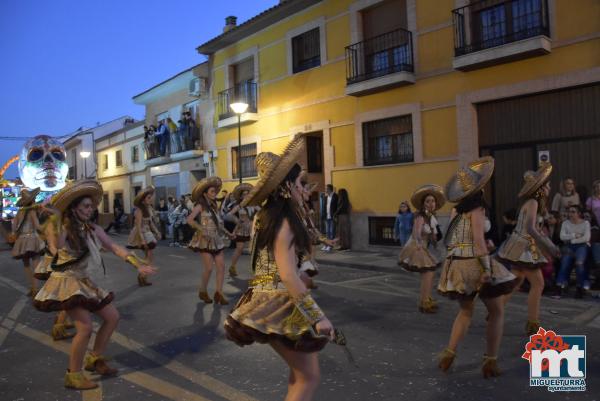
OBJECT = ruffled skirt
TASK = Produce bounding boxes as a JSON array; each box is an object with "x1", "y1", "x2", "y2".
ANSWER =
[
  {"x1": 188, "y1": 231, "x2": 225, "y2": 253},
  {"x1": 11, "y1": 233, "x2": 44, "y2": 259},
  {"x1": 397, "y1": 239, "x2": 441, "y2": 272},
  {"x1": 234, "y1": 221, "x2": 252, "y2": 239},
  {"x1": 33, "y1": 270, "x2": 114, "y2": 312},
  {"x1": 437, "y1": 256, "x2": 517, "y2": 300},
  {"x1": 34, "y1": 254, "x2": 53, "y2": 280},
  {"x1": 497, "y1": 232, "x2": 547, "y2": 269},
  {"x1": 126, "y1": 229, "x2": 157, "y2": 249},
  {"x1": 224, "y1": 288, "x2": 328, "y2": 353}
]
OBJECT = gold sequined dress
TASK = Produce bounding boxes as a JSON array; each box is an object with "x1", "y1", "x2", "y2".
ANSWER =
[
  {"x1": 34, "y1": 229, "x2": 114, "y2": 312},
  {"x1": 397, "y1": 213, "x2": 442, "y2": 272},
  {"x1": 127, "y1": 212, "x2": 159, "y2": 250},
  {"x1": 188, "y1": 209, "x2": 226, "y2": 253},
  {"x1": 11, "y1": 210, "x2": 44, "y2": 259},
  {"x1": 224, "y1": 246, "x2": 328, "y2": 352},
  {"x1": 497, "y1": 207, "x2": 549, "y2": 269},
  {"x1": 233, "y1": 207, "x2": 252, "y2": 242},
  {"x1": 437, "y1": 213, "x2": 517, "y2": 299}
]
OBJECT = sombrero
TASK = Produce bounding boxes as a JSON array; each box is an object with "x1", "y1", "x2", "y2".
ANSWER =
[
  {"x1": 232, "y1": 183, "x2": 253, "y2": 202},
  {"x1": 16, "y1": 187, "x2": 41, "y2": 207},
  {"x1": 445, "y1": 156, "x2": 495, "y2": 203},
  {"x1": 410, "y1": 184, "x2": 445, "y2": 211},
  {"x1": 299, "y1": 170, "x2": 318, "y2": 193},
  {"x1": 133, "y1": 186, "x2": 155, "y2": 208},
  {"x1": 191, "y1": 176, "x2": 222, "y2": 202},
  {"x1": 52, "y1": 180, "x2": 103, "y2": 213},
  {"x1": 241, "y1": 135, "x2": 306, "y2": 207},
  {"x1": 518, "y1": 163, "x2": 553, "y2": 198}
]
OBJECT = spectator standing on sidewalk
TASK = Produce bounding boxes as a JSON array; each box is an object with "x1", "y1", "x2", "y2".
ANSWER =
[
  {"x1": 585, "y1": 180, "x2": 600, "y2": 226},
  {"x1": 393, "y1": 201, "x2": 413, "y2": 247},
  {"x1": 157, "y1": 198, "x2": 169, "y2": 240},
  {"x1": 557, "y1": 205, "x2": 590, "y2": 298},
  {"x1": 322, "y1": 184, "x2": 338, "y2": 252},
  {"x1": 335, "y1": 188, "x2": 351, "y2": 250},
  {"x1": 105, "y1": 198, "x2": 124, "y2": 234},
  {"x1": 551, "y1": 177, "x2": 581, "y2": 218}
]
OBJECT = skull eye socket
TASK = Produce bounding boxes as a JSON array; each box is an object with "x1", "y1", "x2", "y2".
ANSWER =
[
  {"x1": 28, "y1": 148, "x2": 44, "y2": 162},
  {"x1": 50, "y1": 148, "x2": 66, "y2": 161}
]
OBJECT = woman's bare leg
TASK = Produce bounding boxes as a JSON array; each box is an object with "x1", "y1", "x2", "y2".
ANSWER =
[
  {"x1": 447, "y1": 299, "x2": 475, "y2": 352},
  {"x1": 199, "y1": 252, "x2": 214, "y2": 292},
  {"x1": 230, "y1": 241, "x2": 245, "y2": 270},
  {"x1": 482, "y1": 297, "x2": 505, "y2": 357},
  {"x1": 420, "y1": 270, "x2": 434, "y2": 304},
  {"x1": 92, "y1": 304, "x2": 120, "y2": 356},
  {"x1": 270, "y1": 340, "x2": 320, "y2": 401},
  {"x1": 214, "y1": 251, "x2": 226, "y2": 293},
  {"x1": 66, "y1": 308, "x2": 93, "y2": 372},
  {"x1": 524, "y1": 269, "x2": 544, "y2": 322}
]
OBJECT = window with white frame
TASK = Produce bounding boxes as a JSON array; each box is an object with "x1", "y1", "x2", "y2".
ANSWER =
[
  {"x1": 292, "y1": 27, "x2": 321, "y2": 73},
  {"x1": 362, "y1": 114, "x2": 413, "y2": 166},
  {"x1": 231, "y1": 143, "x2": 258, "y2": 179},
  {"x1": 131, "y1": 145, "x2": 139, "y2": 163},
  {"x1": 102, "y1": 154, "x2": 108, "y2": 170},
  {"x1": 115, "y1": 150, "x2": 123, "y2": 167}
]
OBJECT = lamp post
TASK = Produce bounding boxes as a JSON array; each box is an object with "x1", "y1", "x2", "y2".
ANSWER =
[
  {"x1": 230, "y1": 101, "x2": 249, "y2": 184},
  {"x1": 80, "y1": 151, "x2": 91, "y2": 179}
]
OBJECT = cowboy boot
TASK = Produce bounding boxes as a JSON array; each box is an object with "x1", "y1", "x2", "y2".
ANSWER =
[
  {"x1": 482, "y1": 355, "x2": 501, "y2": 378},
  {"x1": 214, "y1": 292, "x2": 229, "y2": 305},
  {"x1": 438, "y1": 348, "x2": 456, "y2": 372},
  {"x1": 427, "y1": 297, "x2": 439, "y2": 310},
  {"x1": 51, "y1": 323, "x2": 75, "y2": 341},
  {"x1": 419, "y1": 298, "x2": 437, "y2": 314},
  {"x1": 64, "y1": 370, "x2": 98, "y2": 390},
  {"x1": 84, "y1": 353, "x2": 118, "y2": 376},
  {"x1": 198, "y1": 290, "x2": 213, "y2": 304},
  {"x1": 137, "y1": 274, "x2": 152, "y2": 287},
  {"x1": 525, "y1": 320, "x2": 540, "y2": 336},
  {"x1": 228, "y1": 265, "x2": 238, "y2": 277}
]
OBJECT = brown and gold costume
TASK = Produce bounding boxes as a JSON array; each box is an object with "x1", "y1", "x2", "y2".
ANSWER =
[
  {"x1": 11, "y1": 209, "x2": 44, "y2": 260},
  {"x1": 188, "y1": 209, "x2": 226, "y2": 253}
]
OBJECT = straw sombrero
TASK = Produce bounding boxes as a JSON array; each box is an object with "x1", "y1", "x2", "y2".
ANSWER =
[
  {"x1": 299, "y1": 170, "x2": 318, "y2": 193},
  {"x1": 16, "y1": 187, "x2": 41, "y2": 207},
  {"x1": 52, "y1": 180, "x2": 103, "y2": 213},
  {"x1": 133, "y1": 186, "x2": 155, "y2": 208},
  {"x1": 518, "y1": 163, "x2": 553, "y2": 198},
  {"x1": 232, "y1": 183, "x2": 253, "y2": 203},
  {"x1": 241, "y1": 135, "x2": 306, "y2": 207},
  {"x1": 191, "y1": 176, "x2": 222, "y2": 203},
  {"x1": 410, "y1": 184, "x2": 445, "y2": 211},
  {"x1": 445, "y1": 156, "x2": 495, "y2": 202}
]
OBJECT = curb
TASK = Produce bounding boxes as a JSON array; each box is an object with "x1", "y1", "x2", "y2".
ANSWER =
[{"x1": 314, "y1": 257, "x2": 401, "y2": 274}]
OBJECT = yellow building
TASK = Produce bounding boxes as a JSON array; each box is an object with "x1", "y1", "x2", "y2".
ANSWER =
[{"x1": 197, "y1": 0, "x2": 600, "y2": 250}]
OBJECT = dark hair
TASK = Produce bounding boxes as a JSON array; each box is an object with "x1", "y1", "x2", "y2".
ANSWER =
[
  {"x1": 398, "y1": 201, "x2": 411, "y2": 214},
  {"x1": 195, "y1": 188, "x2": 220, "y2": 227},
  {"x1": 455, "y1": 190, "x2": 488, "y2": 215},
  {"x1": 63, "y1": 196, "x2": 92, "y2": 253},
  {"x1": 326, "y1": 184, "x2": 333, "y2": 192},
  {"x1": 338, "y1": 188, "x2": 349, "y2": 205},
  {"x1": 503, "y1": 208, "x2": 517, "y2": 221},
  {"x1": 568, "y1": 204, "x2": 583, "y2": 217},
  {"x1": 255, "y1": 163, "x2": 311, "y2": 255}
]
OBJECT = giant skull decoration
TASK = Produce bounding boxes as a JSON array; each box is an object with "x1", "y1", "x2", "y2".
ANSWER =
[{"x1": 18, "y1": 135, "x2": 69, "y2": 192}]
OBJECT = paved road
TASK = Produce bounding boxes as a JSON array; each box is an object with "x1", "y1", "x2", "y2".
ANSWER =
[{"x1": 0, "y1": 236, "x2": 598, "y2": 401}]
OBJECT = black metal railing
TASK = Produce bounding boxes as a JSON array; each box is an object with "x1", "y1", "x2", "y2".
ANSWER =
[
  {"x1": 144, "y1": 124, "x2": 202, "y2": 161},
  {"x1": 218, "y1": 81, "x2": 258, "y2": 120},
  {"x1": 363, "y1": 132, "x2": 414, "y2": 166},
  {"x1": 452, "y1": 0, "x2": 549, "y2": 56},
  {"x1": 345, "y1": 28, "x2": 414, "y2": 85}
]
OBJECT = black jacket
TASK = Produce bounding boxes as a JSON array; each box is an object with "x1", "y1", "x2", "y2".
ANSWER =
[{"x1": 322, "y1": 193, "x2": 338, "y2": 219}]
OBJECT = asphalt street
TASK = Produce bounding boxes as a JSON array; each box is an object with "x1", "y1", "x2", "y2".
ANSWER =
[{"x1": 0, "y1": 235, "x2": 598, "y2": 401}]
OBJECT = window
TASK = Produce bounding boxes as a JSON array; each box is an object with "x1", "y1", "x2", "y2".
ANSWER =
[
  {"x1": 102, "y1": 154, "x2": 108, "y2": 170},
  {"x1": 231, "y1": 143, "x2": 258, "y2": 179},
  {"x1": 114, "y1": 192, "x2": 123, "y2": 213},
  {"x1": 363, "y1": 115, "x2": 413, "y2": 166},
  {"x1": 115, "y1": 150, "x2": 123, "y2": 167},
  {"x1": 131, "y1": 145, "x2": 139, "y2": 163},
  {"x1": 368, "y1": 216, "x2": 398, "y2": 245},
  {"x1": 292, "y1": 27, "x2": 321, "y2": 73},
  {"x1": 102, "y1": 193, "x2": 109, "y2": 213},
  {"x1": 69, "y1": 149, "x2": 78, "y2": 179}
]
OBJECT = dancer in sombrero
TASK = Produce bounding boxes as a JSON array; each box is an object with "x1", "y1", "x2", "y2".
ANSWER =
[
  {"x1": 11, "y1": 187, "x2": 45, "y2": 297},
  {"x1": 33, "y1": 180, "x2": 156, "y2": 389},
  {"x1": 224, "y1": 136, "x2": 335, "y2": 401},
  {"x1": 127, "y1": 186, "x2": 161, "y2": 286},
  {"x1": 187, "y1": 176, "x2": 235, "y2": 304},
  {"x1": 497, "y1": 163, "x2": 559, "y2": 336},
  {"x1": 437, "y1": 157, "x2": 518, "y2": 378},
  {"x1": 397, "y1": 184, "x2": 445, "y2": 313},
  {"x1": 225, "y1": 182, "x2": 255, "y2": 278}
]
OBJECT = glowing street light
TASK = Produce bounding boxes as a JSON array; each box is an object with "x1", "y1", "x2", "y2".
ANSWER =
[
  {"x1": 80, "y1": 151, "x2": 91, "y2": 179},
  {"x1": 230, "y1": 102, "x2": 249, "y2": 185}
]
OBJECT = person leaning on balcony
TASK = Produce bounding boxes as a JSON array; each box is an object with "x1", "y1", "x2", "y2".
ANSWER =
[
  {"x1": 167, "y1": 117, "x2": 180, "y2": 154},
  {"x1": 224, "y1": 135, "x2": 335, "y2": 401},
  {"x1": 157, "y1": 120, "x2": 170, "y2": 156},
  {"x1": 184, "y1": 111, "x2": 197, "y2": 150},
  {"x1": 551, "y1": 177, "x2": 581, "y2": 218}
]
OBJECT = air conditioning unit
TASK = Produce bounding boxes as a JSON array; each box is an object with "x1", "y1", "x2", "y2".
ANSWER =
[{"x1": 189, "y1": 77, "x2": 207, "y2": 97}]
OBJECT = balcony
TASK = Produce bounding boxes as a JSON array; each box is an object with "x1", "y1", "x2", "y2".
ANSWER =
[
  {"x1": 452, "y1": 0, "x2": 551, "y2": 71},
  {"x1": 345, "y1": 28, "x2": 415, "y2": 97},
  {"x1": 217, "y1": 81, "x2": 258, "y2": 129},
  {"x1": 145, "y1": 125, "x2": 204, "y2": 166}
]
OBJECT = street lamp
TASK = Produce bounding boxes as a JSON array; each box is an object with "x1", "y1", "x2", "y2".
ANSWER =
[
  {"x1": 80, "y1": 151, "x2": 91, "y2": 179},
  {"x1": 230, "y1": 101, "x2": 249, "y2": 184}
]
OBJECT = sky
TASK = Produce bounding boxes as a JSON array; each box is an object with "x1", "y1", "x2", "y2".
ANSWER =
[{"x1": 0, "y1": 0, "x2": 278, "y2": 178}]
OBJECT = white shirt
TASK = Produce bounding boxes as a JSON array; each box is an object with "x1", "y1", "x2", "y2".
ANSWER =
[
  {"x1": 326, "y1": 194, "x2": 333, "y2": 219},
  {"x1": 560, "y1": 220, "x2": 590, "y2": 245}
]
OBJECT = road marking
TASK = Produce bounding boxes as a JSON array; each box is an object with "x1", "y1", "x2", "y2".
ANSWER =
[
  {"x1": 0, "y1": 296, "x2": 29, "y2": 347},
  {"x1": 168, "y1": 254, "x2": 187, "y2": 259},
  {"x1": 109, "y1": 330, "x2": 259, "y2": 401},
  {"x1": 0, "y1": 326, "x2": 10, "y2": 347},
  {"x1": 123, "y1": 371, "x2": 212, "y2": 401},
  {"x1": 0, "y1": 276, "x2": 28, "y2": 294},
  {"x1": 316, "y1": 274, "x2": 392, "y2": 286},
  {"x1": 82, "y1": 382, "x2": 103, "y2": 401},
  {"x1": 7, "y1": 296, "x2": 29, "y2": 320}
]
